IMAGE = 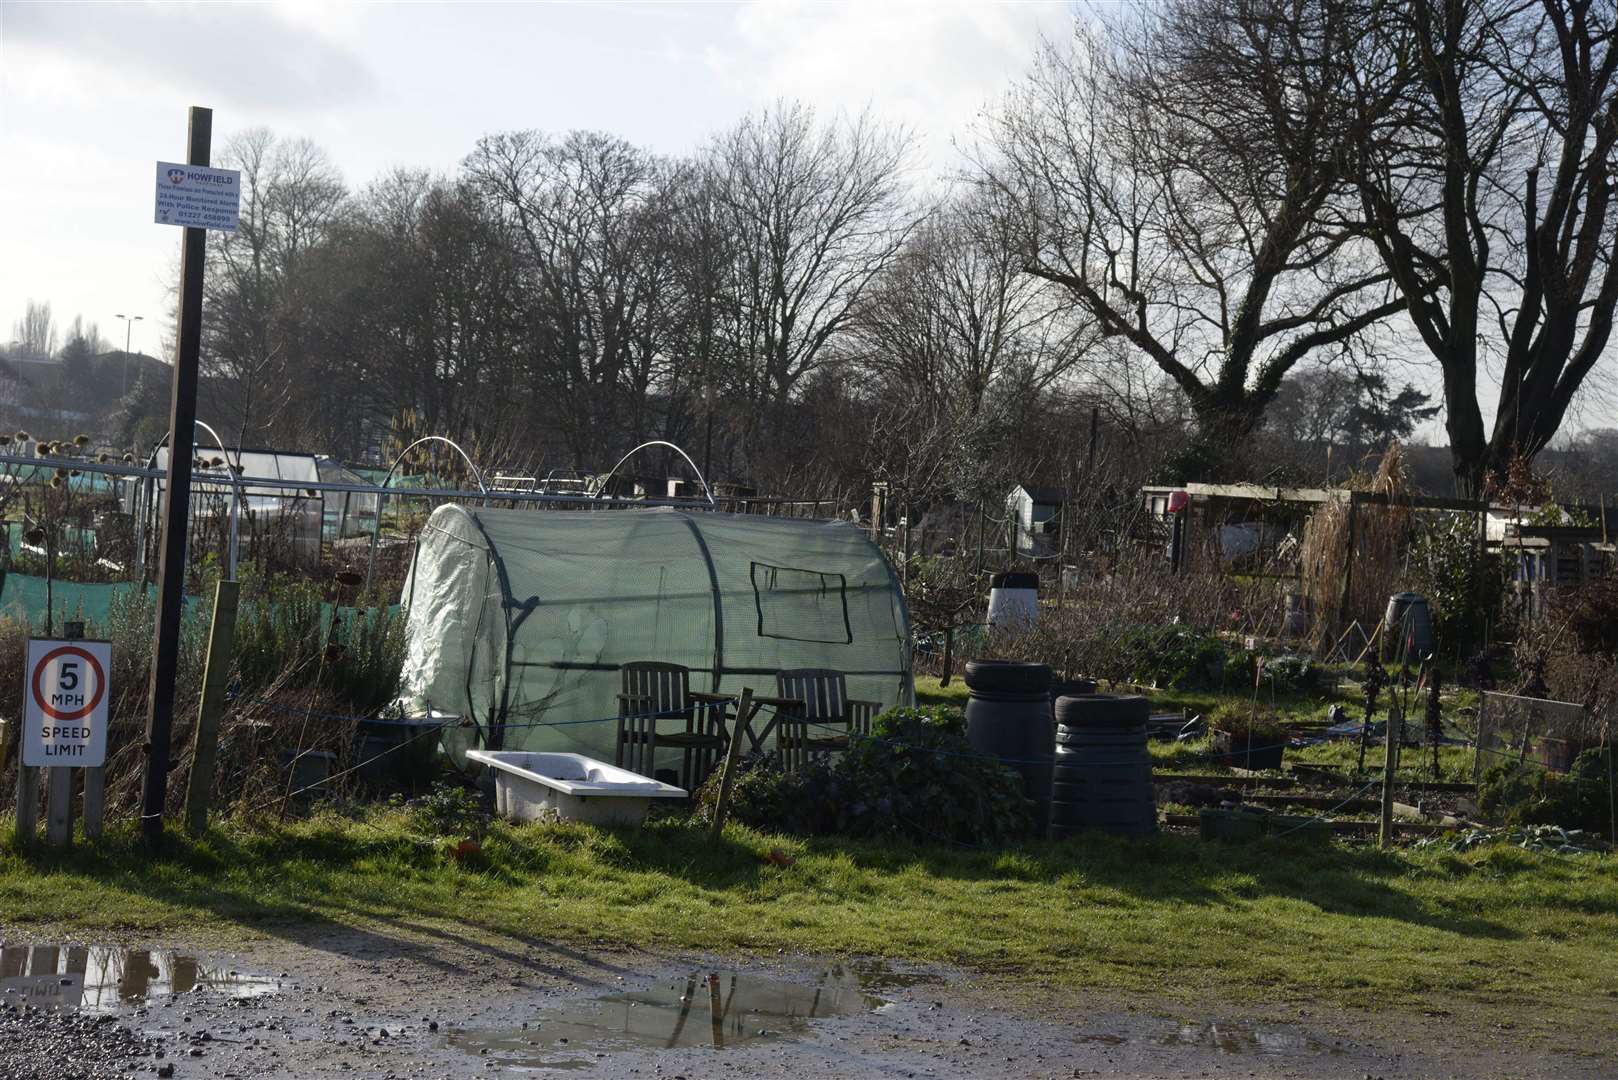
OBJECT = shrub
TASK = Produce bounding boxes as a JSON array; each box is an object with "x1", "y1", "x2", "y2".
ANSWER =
[
  {"x1": 696, "y1": 705, "x2": 1036, "y2": 846},
  {"x1": 1479, "y1": 749, "x2": 1615, "y2": 836},
  {"x1": 1406, "y1": 514, "x2": 1508, "y2": 658},
  {"x1": 1115, "y1": 624, "x2": 1236, "y2": 690},
  {"x1": 1208, "y1": 702, "x2": 1286, "y2": 746}
]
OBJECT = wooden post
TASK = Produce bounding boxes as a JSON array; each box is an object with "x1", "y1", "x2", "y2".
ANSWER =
[
  {"x1": 82, "y1": 767, "x2": 105, "y2": 841},
  {"x1": 15, "y1": 759, "x2": 38, "y2": 846},
  {"x1": 1380, "y1": 703, "x2": 1402, "y2": 848},
  {"x1": 142, "y1": 105, "x2": 214, "y2": 843},
  {"x1": 46, "y1": 766, "x2": 73, "y2": 847},
  {"x1": 185, "y1": 578, "x2": 240, "y2": 835},
  {"x1": 709, "y1": 687, "x2": 754, "y2": 838}
]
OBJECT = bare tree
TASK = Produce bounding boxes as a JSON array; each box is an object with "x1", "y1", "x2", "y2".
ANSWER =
[
  {"x1": 1355, "y1": 0, "x2": 1618, "y2": 494},
  {"x1": 11, "y1": 300, "x2": 56, "y2": 361},
  {"x1": 850, "y1": 190, "x2": 1093, "y2": 419},
  {"x1": 979, "y1": 2, "x2": 1408, "y2": 477},
  {"x1": 464, "y1": 129, "x2": 672, "y2": 469},
  {"x1": 205, "y1": 128, "x2": 346, "y2": 447},
  {"x1": 709, "y1": 101, "x2": 917, "y2": 423}
]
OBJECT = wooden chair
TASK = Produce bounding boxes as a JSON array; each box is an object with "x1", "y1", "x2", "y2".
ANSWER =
[
  {"x1": 615, "y1": 662, "x2": 730, "y2": 790},
  {"x1": 773, "y1": 668, "x2": 879, "y2": 773}
]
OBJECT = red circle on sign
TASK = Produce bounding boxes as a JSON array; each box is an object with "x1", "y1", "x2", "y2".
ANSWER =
[{"x1": 31, "y1": 646, "x2": 106, "y2": 722}]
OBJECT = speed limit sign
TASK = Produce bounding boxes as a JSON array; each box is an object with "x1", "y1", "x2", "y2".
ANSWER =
[{"x1": 22, "y1": 638, "x2": 112, "y2": 767}]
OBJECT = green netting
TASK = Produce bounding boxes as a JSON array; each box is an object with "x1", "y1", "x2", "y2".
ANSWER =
[
  {"x1": 398, "y1": 506, "x2": 913, "y2": 764},
  {"x1": 0, "y1": 573, "x2": 150, "y2": 628}
]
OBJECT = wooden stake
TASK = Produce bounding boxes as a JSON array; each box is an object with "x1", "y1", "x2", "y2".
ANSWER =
[
  {"x1": 710, "y1": 687, "x2": 754, "y2": 838},
  {"x1": 46, "y1": 766, "x2": 73, "y2": 847},
  {"x1": 82, "y1": 767, "x2": 105, "y2": 841},
  {"x1": 185, "y1": 578, "x2": 240, "y2": 836},
  {"x1": 1380, "y1": 704, "x2": 1402, "y2": 848},
  {"x1": 15, "y1": 763, "x2": 38, "y2": 846}
]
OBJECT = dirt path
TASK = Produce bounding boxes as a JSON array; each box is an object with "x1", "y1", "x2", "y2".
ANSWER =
[{"x1": 1, "y1": 920, "x2": 1611, "y2": 1079}]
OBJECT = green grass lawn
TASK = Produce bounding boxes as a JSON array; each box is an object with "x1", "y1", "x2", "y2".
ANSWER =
[{"x1": 0, "y1": 812, "x2": 1613, "y2": 1024}]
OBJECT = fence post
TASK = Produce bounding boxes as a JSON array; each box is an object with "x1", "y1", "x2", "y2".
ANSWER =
[
  {"x1": 45, "y1": 767, "x2": 73, "y2": 847},
  {"x1": 710, "y1": 688, "x2": 754, "y2": 839},
  {"x1": 82, "y1": 766, "x2": 105, "y2": 841},
  {"x1": 185, "y1": 579, "x2": 241, "y2": 836},
  {"x1": 15, "y1": 759, "x2": 38, "y2": 846},
  {"x1": 1380, "y1": 703, "x2": 1403, "y2": 849}
]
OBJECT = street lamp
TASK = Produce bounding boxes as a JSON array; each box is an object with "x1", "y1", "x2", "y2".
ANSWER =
[{"x1": 114, "y1": 313, "x2": 143, "y2": 397}]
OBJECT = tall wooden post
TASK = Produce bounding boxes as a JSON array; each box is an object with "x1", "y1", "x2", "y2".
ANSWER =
[
  {"x1": 142, "y1": 105, "x2": 212, "y2": 842},
  {"x1": 185, "y1": 579, "x2": 240, "y2": 835},
  {"x1": 1380, "y1": 703, "x2": 1402, "y2": 848}
]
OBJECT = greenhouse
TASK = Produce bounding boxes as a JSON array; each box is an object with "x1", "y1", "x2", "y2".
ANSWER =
[{"x1": 397, "y1": 504, "x2": 913, "y2": 764}]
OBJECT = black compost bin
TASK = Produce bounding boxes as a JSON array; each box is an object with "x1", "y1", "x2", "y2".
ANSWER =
[
  {"x1": 964, "y1": 660, "x2": 1054, "y2": 834},
  {"x1": 1049, "y1": 693, "x2": 1157, "y2": 838}
]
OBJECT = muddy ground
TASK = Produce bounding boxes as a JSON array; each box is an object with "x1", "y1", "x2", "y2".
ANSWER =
[{"x1": 0, "y1": 921, "x2": 1611, "y2": 1080}]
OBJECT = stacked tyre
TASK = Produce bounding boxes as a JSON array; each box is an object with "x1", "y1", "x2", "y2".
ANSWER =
[
  {"x1": 1049, "y1": 693, "x2": 1157, "y2": 838},
  {"x1": 963, "y1": 660, "x2": 1054, "y2": 833}
]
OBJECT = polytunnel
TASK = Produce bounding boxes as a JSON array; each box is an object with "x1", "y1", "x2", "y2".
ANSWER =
[{"x1": 397, "y1": 505, "x2": 913, "y2": 763}]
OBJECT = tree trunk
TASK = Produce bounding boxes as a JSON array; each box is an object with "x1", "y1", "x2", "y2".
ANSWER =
[{"x1": 939, "y1": 625, "x2": 955, "y2": 688}]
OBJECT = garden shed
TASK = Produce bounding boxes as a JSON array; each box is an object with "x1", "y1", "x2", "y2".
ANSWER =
[{"x1": 398, "y1": 505, "x2": 913, "y2": 763}]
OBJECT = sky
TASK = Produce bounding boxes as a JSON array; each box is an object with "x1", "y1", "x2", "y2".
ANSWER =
[{"x1": 0, "y1": 0, "x2": 1069, "y2": 358}]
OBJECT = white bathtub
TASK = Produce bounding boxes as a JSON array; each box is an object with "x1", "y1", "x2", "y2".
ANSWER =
[{"x1": 465, "y1": 750, "x2": 686, "y2": 826}]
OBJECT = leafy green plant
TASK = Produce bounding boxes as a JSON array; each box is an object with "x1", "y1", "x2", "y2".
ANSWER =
[
  {"x1": 406, "y1": 780, "x2": 487, "y2": 838},
  {"x1": 1480, "y1": 750, "x2": 1615, "y2": 837},
  {"x1": 1208, "y1": 702, "x2": 1286, "y2": 745},
  {"x1": 696, "y1": 705, "x2": 1035, "y2": 846},
  {"x1": 1115, "y1": 625, "x2": 1237, "y2": 690},
  {"x1": 233, "y1": 571, "x2": 405, "y2": 714},
  {"x1": 1407, "y1": 514, "x2": 1508, "y2": 657}
]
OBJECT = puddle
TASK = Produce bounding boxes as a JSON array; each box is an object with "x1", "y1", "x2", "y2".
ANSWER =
[
  {"x1": 1075, "y1": 1017, "x2": 1341, "y2": 1057},
  {"x1": 451, "y1": 967, "x2": 886, "y2": 1069},
  {"x1": 1160, "y1": 1019, "x2": 1341, "y2": 1056},
  {"x1": 840, "y1": 958, "x2": 945, "y2": 991},
  {"x1": 0, "y1": 943, "x2": 279, "y2": 1013}
]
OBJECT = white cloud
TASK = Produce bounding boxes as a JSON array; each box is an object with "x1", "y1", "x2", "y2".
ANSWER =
[
  {"x1": 4, "y1": 1, "x2": 376, "y2": 112},
  {"x1": 727, "y1": 0, "x2": 1066, "y2": 169}
]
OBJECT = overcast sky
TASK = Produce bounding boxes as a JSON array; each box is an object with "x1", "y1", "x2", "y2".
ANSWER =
[{"x1": 1, "y1": 0, "x2": 1068, "y2": 358}]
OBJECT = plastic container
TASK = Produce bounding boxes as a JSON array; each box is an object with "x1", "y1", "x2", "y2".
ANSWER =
[
  {"x1": 1383, "y1": 592, "x2": 1434, "y2": 662},
  {"x1": 465, "y1": 750, "x2": 685, "y2": 826},
  {"x1": 1049, "y1": 693, "x2": 1156, "y2": 837},
  {"x1": 986, "y1": 572, "x2": 1040, "y2": 632},
  {"x1": 964, "y1": 661, "x2": 1054, "y2": 834}
]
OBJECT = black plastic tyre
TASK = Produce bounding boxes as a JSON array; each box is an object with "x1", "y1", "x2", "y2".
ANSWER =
[
  {"x1": 1056, "y1": 723, "x2": 1147, "y2": 747},
  {"x1": 1054, "y1": 693, "x2": 1149, "y2": 728},
  {"x1": 964, "y1": 659, "x2": 1053, "y2": 695}
]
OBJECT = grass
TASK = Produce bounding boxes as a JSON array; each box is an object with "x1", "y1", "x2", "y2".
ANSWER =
[{"x1": 0, "y1": 812, "x2": 1613, "y2": 1025}]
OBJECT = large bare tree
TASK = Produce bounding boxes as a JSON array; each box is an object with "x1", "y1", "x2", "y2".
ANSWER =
[
  {"x1": 709, "y1": 101, "x2": 917, "y2": 413},
  {"x1": 1355, "y1": 0, "x2": 1618, "y2": 494},
  {"x1": 980, "y1": 1, "x2": 1408, "y2": 477},
  {"x1": 850, "y1": 191, "x2": 1093, "y2": 419},
  {"x1": 465, "y1": 130, "x2": 676, "y2": 469},
  {"x1": 204, "y1": 129, "x2": 346, "y2": 447}
]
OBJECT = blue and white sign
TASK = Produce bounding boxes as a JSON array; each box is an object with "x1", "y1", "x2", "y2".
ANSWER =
[{"x1": 154, "y1": 161, "x2": 241, "y2": 232}]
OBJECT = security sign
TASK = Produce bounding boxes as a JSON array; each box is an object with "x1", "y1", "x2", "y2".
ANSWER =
[
  {"x1": 22, "y1": 639, "x2": 112, "y2": 767},
  {"x1": 153, "y1": 161, "x2": 241, "y2": 232}
]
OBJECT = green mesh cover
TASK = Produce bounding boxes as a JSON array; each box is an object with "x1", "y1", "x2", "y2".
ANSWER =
[{"x1": 398, "y1": 506, "x2": 912, "y2": 763}]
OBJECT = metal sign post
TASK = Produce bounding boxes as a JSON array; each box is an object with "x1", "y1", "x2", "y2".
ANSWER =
[{"x1": 142, "y1": 105, "x2": 230, "y2": 842}]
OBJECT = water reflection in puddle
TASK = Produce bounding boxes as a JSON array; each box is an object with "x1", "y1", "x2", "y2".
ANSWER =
[
  {"x1": 1161, "y1": 1020, "x2": 1339, "y2": 1056},
  {"x1": 0, "y1": 943, "x2": 278, "y2": 1013},
  {"x1": 1077, "y1": 1018, "x2": 1340, "y2": 1057},
  {"x1": 451, "y1": 966, "x2": 887, "y2": 1069}
]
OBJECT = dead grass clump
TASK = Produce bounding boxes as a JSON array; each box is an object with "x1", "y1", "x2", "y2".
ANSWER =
[{"x1": 1299, "y1": 441, "x2": 1414, "y2": 653}]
